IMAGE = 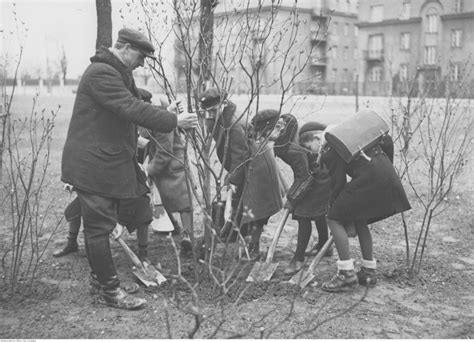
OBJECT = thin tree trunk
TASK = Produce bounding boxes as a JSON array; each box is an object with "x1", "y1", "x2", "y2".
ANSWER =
[{"x1": 95, "y1": 0, "x2": 112, "y2": 50}]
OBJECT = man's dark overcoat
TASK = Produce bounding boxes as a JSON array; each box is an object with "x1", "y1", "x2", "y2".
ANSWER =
[
  {"x1": 209, "y1": 102, "x2": 283, "y2": 224},
  {"x1": 61, "y1": 47, "x2": 177, "y2": 198}
]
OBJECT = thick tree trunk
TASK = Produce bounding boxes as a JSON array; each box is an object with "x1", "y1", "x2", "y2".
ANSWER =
[{"x1": 95, "y1": 0, "x2": 112, "y2": 50}]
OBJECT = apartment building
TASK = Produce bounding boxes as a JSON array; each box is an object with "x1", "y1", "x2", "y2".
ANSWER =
[
  {"x1": 357, "y1": 0, "x2": 474, "y2": 96},
  {"x1": 173, "y1": 0, "x2": 359, "y2": 95}
]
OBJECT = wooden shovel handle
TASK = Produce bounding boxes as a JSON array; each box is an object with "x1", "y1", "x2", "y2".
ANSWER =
[
  {"x1": 116, "y1": 237, "x2": 144, "y2": 270},
  {"x1": 307, "y1": 236, "x2": 334, "y2": 273},
  {"x1": 266, "y1": 208, "x2": 290, "y2": 263}
]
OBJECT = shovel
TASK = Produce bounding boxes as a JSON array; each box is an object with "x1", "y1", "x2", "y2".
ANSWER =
[
  {"x1": 288, "y1": 236, "x2": 333, "y2": 288},
  {"x1": 116, "y1": 237, "x2": 167, "y2": 287},
  {"x1": 246, "y1": 208, "x2": 290, "y2": 282}
]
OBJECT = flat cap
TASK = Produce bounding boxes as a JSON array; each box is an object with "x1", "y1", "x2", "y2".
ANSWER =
[
  {"x1": 299, "y1": 121, "x2": 327, "y2": 136},
  {"x1": 117, "y1": 28, "x2": 156, "y2": 59},
  {"x1": 199, "y1": 87, "x2": 224, "y2": 110}
]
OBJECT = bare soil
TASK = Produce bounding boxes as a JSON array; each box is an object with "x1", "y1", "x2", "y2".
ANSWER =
[{"x1": 1, "y1": 188, "x2": 473, "y2": 339}]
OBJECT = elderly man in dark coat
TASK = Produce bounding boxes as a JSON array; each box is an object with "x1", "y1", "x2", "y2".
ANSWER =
[
  {"x1": 61, "y1": 28, "x2": 197, "y2": 310},
  {"x1": 199, "y1": 88, "x2": 283, "y2": 261}
]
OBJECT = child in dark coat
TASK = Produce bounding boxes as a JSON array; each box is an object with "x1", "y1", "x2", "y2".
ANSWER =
[
  {"x1": 254, "y1": 112, "x2": 332, "y2": 274},
  {"x1": 318, "y1": 121, "x2": 411, "y2": 292},
  {"x1": 199, "y1": 88, "x2": 283, "y2": 261}
]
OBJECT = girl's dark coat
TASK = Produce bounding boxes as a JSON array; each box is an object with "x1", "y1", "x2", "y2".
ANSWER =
[
  {"x1": 209, "y1": 102, "x2": 283, "y2": 224},
  {"x1": 277, "y1": 143, "x2": 330, "y2": 219},
  {"x1": 321, "y1": 135, "x2": 411, "y2": 224},
  {"x1": 61, "y1": 47, "x2": 177, "y2": 198}
]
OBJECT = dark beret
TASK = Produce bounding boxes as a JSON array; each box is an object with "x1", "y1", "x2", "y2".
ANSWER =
[
  {"x1": 252, "y1": 109, "x2": 280, "y2": 126},
  {"x1": 117, "y1": 28, "x2": 156, "y2": 59},
  {"x1": 199, "y1": 87, "x2": 224, "y2": 110},
  {"x1": 299, "y1": 121, "x2": 327, "y2": 137}
]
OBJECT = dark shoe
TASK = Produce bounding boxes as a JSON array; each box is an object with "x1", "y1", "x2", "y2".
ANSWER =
[
  {"x1": 98, "y1": 288, "x2": 146, "y2": 310},
  {"x1": 357, "y1": 267, "x2": 377, "y2": 287},
  {"x1": 89, "y1": 273, "x2": 139, "y2": 295},
  {"x1": 322, "y1": 269, "x2": 358, "y2": 293},
  {"x1": 283, "y1": 258, "x2": 304, "y2": 275},
  {"x1": 53, "y1": 241, "x2": 78, "y2": 257},
  {"x1": 242, "y1": 242, "x2": 260, "y2": 262},
  {"x1": 305, "y1": 243, "x2": 333, "y2": 257},
  {"x1": 180, "y1": 232, "x2": 192, "y2": 252}
]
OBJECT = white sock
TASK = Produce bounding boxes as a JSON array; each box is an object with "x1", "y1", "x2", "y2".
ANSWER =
[
  {"x1": 361, "y1": 259, "x2": 377, "y2": 269},
  {"x1": 336, "y1": 259, "x2": 354, "y2": 271}
]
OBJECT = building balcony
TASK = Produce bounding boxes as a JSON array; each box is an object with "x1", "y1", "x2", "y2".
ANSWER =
[
  {"x1": 310, "y1": 54, "x2": 327, "y2": 66},
  {"x1": 310, "y1": 28, "x2": 328, "y2": 42},
  {"x1": 363, "y1": 49, "x2": 384, "y2": 62}
]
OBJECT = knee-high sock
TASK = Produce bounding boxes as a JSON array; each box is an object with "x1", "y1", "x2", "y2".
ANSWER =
[
  {"x1": 314, "y1": 216, "x2": 329, "y2": 247},
  {"x1": 295, "y1": 219, "x2": 312, "y2": 261}
]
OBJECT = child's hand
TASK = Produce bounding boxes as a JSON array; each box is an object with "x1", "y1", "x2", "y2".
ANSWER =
[
  {"x1": 110, "y1": 223, "x2": 124, "y2": 240},
  {"x1": 167, "y1": 99, "x2": 184, "y2": 114}
]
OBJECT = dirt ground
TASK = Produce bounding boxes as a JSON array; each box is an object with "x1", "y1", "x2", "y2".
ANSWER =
[
  {"x1": 1, "y1": 94, "x2": 473, "y2": 338},
  {"x1": 1, "y1": 186, "x2": 473, "y2": 339}
]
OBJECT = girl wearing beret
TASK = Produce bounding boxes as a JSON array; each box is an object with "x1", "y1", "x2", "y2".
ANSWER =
[
  {"x1": 318, "y1": 124, "x2": 411, "y2": 292},
  {"x1": 259, "y1": 113, "x2": 332, "y2": 274},
  {"x1": 199, "y1": 89, "x2": 283, "y2": 261}
]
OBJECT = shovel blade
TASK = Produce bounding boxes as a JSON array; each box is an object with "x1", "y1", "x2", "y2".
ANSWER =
[
  {"x1": 289, "y1": 269, "x2": 315, "y2": 288},
  {"x1": 143, "y1": 264, "x2": 167, "y2": 285},
  {"x1": 132, "y1": 268, "x2": 158, "y2": 287},
  {"x1": 246, "y1": 261, "x2": 279, "y2": 282}
]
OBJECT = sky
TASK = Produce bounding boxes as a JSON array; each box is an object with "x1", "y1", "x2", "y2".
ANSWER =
[
  {"x1": 1, "y1": 0, "x2": 142, "y2": 79},
  {"x1": 0, "y1": 0, "x2": 311, "y2": 79}
]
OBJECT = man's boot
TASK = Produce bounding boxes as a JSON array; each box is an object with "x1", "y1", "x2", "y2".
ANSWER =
[
  {"x1": 53, "y1": 216, "x2": 81, "y2": 257},
  {"x1": 98, "y1": 277, "x2": 146, "y2": 310},
  {"x1": 86, "y1": 234, "x2": 146, "y2": 310},
  {"x1": 357, "y1": 259, "x2": 377, "y2": 287},
  {"x1": 322, "y1": 259, "x2": 358, "y2": 293}
]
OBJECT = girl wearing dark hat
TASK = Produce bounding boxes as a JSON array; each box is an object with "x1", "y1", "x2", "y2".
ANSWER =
[
  {"x1": 199, "y1": 89, "x2": 283, "y2": 261},
  {"x1": 318, "y1": 121, "x2": 411, "y2": 292},
  {"x1": 255, "y1": 111, "x2": 332, "y2": 274}
]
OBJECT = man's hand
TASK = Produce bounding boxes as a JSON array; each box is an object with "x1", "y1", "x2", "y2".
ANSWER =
[
  {"x1": 110, "y1": 223, "x2": 124, "y2": 240},
  {"x1": 283, "y1": 199, "x2": 294, "y2": 211},
  {"x1": 177, "y1": 112, "x2": 198, "y2": 130}
]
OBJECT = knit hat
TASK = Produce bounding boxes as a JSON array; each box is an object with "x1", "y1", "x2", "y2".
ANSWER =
[
  {"x1": 117, "y1": 28, "x2": 156, "y2": 59},
  {"x1": 199, "y1": 87, "x2": 225, "y2": 110},
  {"x1": 252, "y1": 109, "x2": 280, "y2": 135}
]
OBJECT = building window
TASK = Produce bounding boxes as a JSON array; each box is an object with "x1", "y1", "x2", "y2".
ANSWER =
[
  {"x1": 353, "y1": 48, "x2": 358, "y2": 59},
  {"x1": 424, "y1": 46, "x2": 436, "y2": 65},
  {"x1": 343, "y1": 46, "x2": 349, "y2": 59},
  {"x1": 344, "y1": 24, "x2": 349, "y2": 36},
  {"x1": 368, "y1": 34, "x2": 383, "y2": 57},
  {"x1": 400, "y1": 64, "x2": 409, "y2": 80},
  {"x1": 401, "y1": 2, "x2": 411, "y2": 19},
  {"x1": 332, "y1": 45, "x2": 338, "y2": 58},
  {"x1": 369, "y1": 5, "x2": 384, "y2": 22},
  {"x1": 354, "y1": 26, "x2": 358, "y2": 37},
  {"x1": 451, "y1": 29, "x2": 462, "y2": 48},
  {"x1": 331, "y1": 68, "x2": 338, "y2": 81},
  {"x1": 343, "y1": 68, "x2": 349, "y2": 82},
  {"x1": 400, "y1": 32, "x2": 410, "y2": 50},
  {"x1": 332, "y1": 22, "x2": 338, "y2": 35},
  {"x1": 426, "y1": 14, "x2": 438, "y2": 33},
  {"x1": 450, "y1": 64, "x2": 460, "y2": 81},
  {"x1": 454, "y1": 0, "x2": 463, "y2": 13},
  {"x1": 369, "y1": 66, "x2": 382, "y2": 81}
]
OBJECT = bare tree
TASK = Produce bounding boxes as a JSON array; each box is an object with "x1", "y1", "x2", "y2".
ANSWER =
[
  {"x1": 95, "y1": 0, "x2": 112, "y2": 50},
  {"x1": 60, "y1": 45, "x2": 67, "y2": 85}
]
